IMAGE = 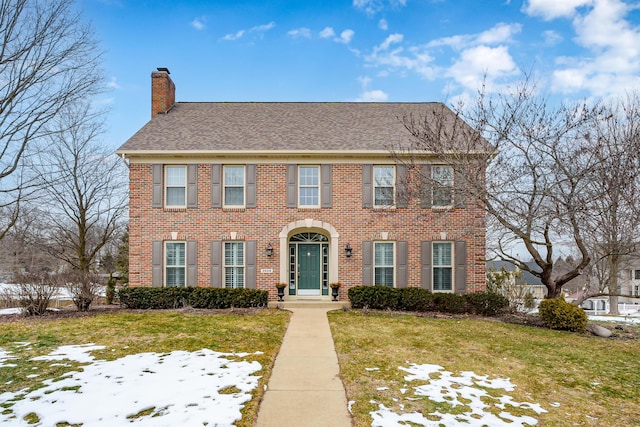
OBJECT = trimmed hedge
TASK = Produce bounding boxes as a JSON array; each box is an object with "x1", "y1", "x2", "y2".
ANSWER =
[
  {"x1": 117, "y1": 286, "x2": 268, "y2": 309},
  {"x1": 539, "y1": 298, "x2": 587, "y2": 332},
  {"x1": 347, "y1": 286, "x2": 507, "y2": 316}
]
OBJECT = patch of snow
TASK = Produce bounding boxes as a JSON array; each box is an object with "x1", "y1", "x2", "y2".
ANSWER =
[
  {"x1": 370, "y1": 363, "x2": 547, "y2": 427},
  {"x1": 31, "y1": 344, "x2": 106, "y2": 363},
  {"x1": 589, "y1": 315, "x2": 640, "y2": 324},
  {"x1": 0, "y1": 308, "x2": 22, "y2": 315},
  {"x1": 0, "y1": 347, "x2": 262, "y2": 426},
  {"x1": 0, "y1": 349, "x2": 16, "y2": 368},
  {"x1": 365, "y1": 367, "x2": 380, "y2": 371},
  {"x1": 348, "y1": 400, "x2": 355, "y2": 414}
]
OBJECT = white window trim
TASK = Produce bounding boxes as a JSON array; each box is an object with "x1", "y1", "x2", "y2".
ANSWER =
[
  {"x1": 374, "y1": 241, "x2": 395, "y2": 287},
  {"x1": 224, "y1": 241, "x2": 245, "y2": 289},
  {"x1": 432, "y1": 241, "x2": 454, "y2": 293},
  {"x1": 298, "y1": 165, "x2": 320, "y2": 208},
  {"x1": 164, "y1": 241, "x2": 186, "y2": 287},
  {"x1": 164, "y1": 165, "x2": 187, "y2": 208},
  {"x1": 432, "y1": 165, "x2": 454, "y2": 208},
  {"x1": 373, "y1": 165, "x2": 396, "y2": 208},
  {"x1": 223, "y1": 165, "x2": 246, "y2": 208}
]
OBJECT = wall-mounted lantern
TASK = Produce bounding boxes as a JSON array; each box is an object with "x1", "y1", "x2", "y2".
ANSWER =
[
  {"x1": 345, "y1": 242, "x2": 353, "y2": 258},
  {"x1": 266, "y1": 242, "x2": 274, "y2": 257}
]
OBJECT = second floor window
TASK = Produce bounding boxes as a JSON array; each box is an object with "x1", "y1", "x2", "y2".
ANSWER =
[
  {"x1": 165, "y1": 241, "x2": 186, "y2": 287},
  {"x1": 165, "y1": 166, "x2": 186, "y2": 207},
  {"x1": 224, "y1": 241, "x2": 245, "y2": 289},
  {"x1": 299, "y1": 166, "x2": 319, "y2": 207},
  {"x1": 224, "y1": 165, "x2": 245, "y2": 207},
  {"x1": 635, "y1": 270, "x2": 640, "y2": 280},
  {"x1": 432, "y1": 166, "x2": 453, "y2": 207},
  {"x1": 374, "y1": 166, "x2": 395, "y2": 207}
]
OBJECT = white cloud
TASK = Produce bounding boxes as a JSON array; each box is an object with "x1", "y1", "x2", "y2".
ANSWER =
[
  {"x1": 550, "y1": 0, "x2": 640, "y2": 97},
  {"x1": 190, "y1": 17, "x2": 206, "y2": 31},
  {"x1": 287, "y1": 27, "x2": 312, "y2": 38},
  {"x1": 365, "y1": 33, "x2": 438, "y2": 80},
  {"x1": 378, "y1": 19, "x2": 388, "y2": 30},
  {"x1": 476, "y1": 22, "x2": 522, "y2": 44},
  {"x1": 353, "y1": 0, "x2": 406, "y2": 16},
  {"x1": 355, "y1": 90, "x2": 389, "y2": 102},
  {"x1": 542, "y1": 30, "x2": 563, "y2": 45},
  {"x1": 319, "y1": 27, "x2": 335, "y2": 39},
  {"x1": 105, "y1": 77, "x2": 120, "y2": 90},
  {"x1": 222, "y1": 30, "x2": 245, "y2": 41},
  {"x1": 448, "y1": 45, "x2": 519, "y2": 90},
  {"x1": 251, "y1": 21, "x2": 276, "y2": 32},
  {"x1": 338, "y1": 29, "x2": 355, "y2": 44},
  {"x1": 522, "y1": 0, "x2": 593, "y2": 20}
]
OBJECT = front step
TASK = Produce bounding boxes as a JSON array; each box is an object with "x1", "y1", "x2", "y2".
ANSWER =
[{"x1": 268, "y1": 299, "x2": 351, "y2": 309}]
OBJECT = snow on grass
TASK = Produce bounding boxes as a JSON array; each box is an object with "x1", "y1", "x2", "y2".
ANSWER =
[
  {"x1": 589, "y1": 314, "x2": 640, "y2": 324},
  {"x1": 370, "y1": 363, "x2": 546, "y2": 427},
  {"x1": 0, "y1": 344, "x2": 262, "y2": 426}
]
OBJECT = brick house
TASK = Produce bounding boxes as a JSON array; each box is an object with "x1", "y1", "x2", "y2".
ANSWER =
[{"x1": 116, "y1": 68, "x2": 487, "y2": 301}]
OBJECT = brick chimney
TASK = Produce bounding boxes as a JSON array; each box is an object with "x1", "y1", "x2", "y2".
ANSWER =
[{"x1": 151, "y1": 67, "x2": 175, "y2": 117}]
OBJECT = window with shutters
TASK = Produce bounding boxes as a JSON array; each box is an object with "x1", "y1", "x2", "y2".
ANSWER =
[
  {"x1": 433, "y1": 242, "x2": 453, "y2": 291},
  {"x1": 432, "y1": 165, "x2": 453, "y2": 207},
  {"x1": 165, "y1": 242, "x2": 186, "y2": 287},
  {"x1": 634, "y1": 269, "x2": 640, "y2": 280},
  {"x1": 374, "y1": 242, "x2": 395, "y2": 287},
  {"x1": 374, "y1": 166, "x2": 395, "y2": 207},
  {"x1": 224, "y1": 165, "x2": 245, "y2": 207},
  {"x1": 299, "y1": 166, "x2": 320, "y2": 207},
  {"x1": 165, "y1": 166, "x2": 186, "y2": 207},
  {"x1": 224, "y1": 241, "x2": 245, "y2": 289}
]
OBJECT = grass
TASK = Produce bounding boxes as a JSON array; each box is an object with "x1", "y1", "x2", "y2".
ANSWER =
[
  {"x1": 328, "y1": 310, "x2": 640, "y2": 427},
  {"x1": 0, "y1": 308, "x2": 290, "y2": 427}
]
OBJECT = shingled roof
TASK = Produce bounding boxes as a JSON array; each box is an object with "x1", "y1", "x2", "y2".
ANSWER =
[{"x1": 117, "y1": 101, "x2": 461, "y2": 154}]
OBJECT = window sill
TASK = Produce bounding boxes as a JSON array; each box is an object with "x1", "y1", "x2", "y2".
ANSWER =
[
  {"x1": 223, "y1": 207, "x2": 246, "y2": 212},
  {"x1": 164, "y1": 207, "x2": 187, "y2": 212}
]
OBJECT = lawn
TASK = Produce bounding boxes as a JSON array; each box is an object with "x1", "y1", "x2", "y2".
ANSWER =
[
  {"x1": 0, "y1": 308, "x2": 290, "y2": 426},
  {"x1": 328, "y1": 310, "x2": 640, "y2": 427}
]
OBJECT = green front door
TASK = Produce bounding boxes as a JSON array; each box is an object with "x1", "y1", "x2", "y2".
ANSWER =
[{"x1": 298, "y1": 244, "x2": 321, "y2": 296}]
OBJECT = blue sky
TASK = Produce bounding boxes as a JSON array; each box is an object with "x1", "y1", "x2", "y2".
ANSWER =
[{"x1": 83, "y1": 0, "x2": 640, "y2": 149}]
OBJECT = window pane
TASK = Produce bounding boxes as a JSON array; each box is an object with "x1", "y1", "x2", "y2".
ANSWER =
[
  {"x1": 375, "y1": 187, "x2": 394, "y2": 206},
  {"x1": 433, "y1": 243, "x2": 452, "y2": 267},
  {"x1": 433, "y1": 187, "x2": 452, "y2": 206},
  {"x1": 433, "y1": 267, "x2": 452, "y2": 290},
  {"x1": 299, "y1": 187, "x2": 319, "y2": 206},
  {"x1": 374, "y1": 167, "x2": 394, "y2": 186},
  {"x1": 299, "y1": 167, "x2": 319, "y2": 185},
  {"x1": 224, "y1": 166, "x2": 244, "y2": 185},
  {"x1": 166, "y1": 166, "x2": 185, "y2": 186},
  {"x1": 166, "y1": 242, "x2": 185, "y2": 287},
  {"x1": 375, "y1": 243, "x2": 394, "y2": 266},
  {"x1": 166, "y1": 188, "x2": 186, "y2": 206},
  {"x1": 225, "y1": 267, "x2": 245, "y2": 289},
  {"x1": 635, "y1": 270, "x2": 640, "y2": 280},
  {"x1": 224, "y1": 242, "x2": 244, "y2": 289},
  {"x1": 375, "y1": 267, "x2": 394, "y2": 287},
  {"x1": 166, "y1": 243, "x2": 185, "y2": 266},
  {"x1": 225, "y1": 187, "x2": 244, "y2": 206},
  {"x1": 432, "y1": 166, "x2": 453, "y2": 207}
]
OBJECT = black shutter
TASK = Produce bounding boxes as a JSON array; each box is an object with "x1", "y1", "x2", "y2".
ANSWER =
[
  {"x1": 396, "y1": 165, "x2": 408, "y2": 208},
  {"x1": 454, "y1": 169, "x2": 466, "y2": 208},
  {"x1": 421, "y1": 164, "x2": 432, "y2": 208},
  {"x1": 397, "y1": 241, "x2": 408, "y2": 288},
  {"x1": 187, "y1": 241, "x2": 197, "y2": 286},
  {"x1": 421, "y1": 241, "x2": 432, "y2": 290},
  {"x1": 152, "y1": 164, "x2": 163, "y2": 208},
  {"x1": 246, "y1": 240, "x2": 257, "y2": 289},
  {"x1": 187, "y1": 165, "x2": 198, "y2": 208},
  {"x1": 321, "y1": 164, "x2": 332, "y2": 208},
  {"x1": 246, "y1": 164, "x2": 256, "y2": 208},
  {"x1": 286, "y1": 164, "x2": 297, "y2": 208},
  {"x1": 362, "y1": 164, "x2": 373, "y2": 208},
  {"x1": 362, "y1": 241, "x2": 373, "y2": 285},
  {"x1": 152, "y1": 241, "x2": 163, "y2": 287},
  {"x1": 455, "y1": 241, "x2": 467, "y2": 294},
  {"x1": 211, "y1": 165, "x2": 222, "y2": 208},
  {"x1": 211, "y1": 241, "x2": 222, "y2": 287}
]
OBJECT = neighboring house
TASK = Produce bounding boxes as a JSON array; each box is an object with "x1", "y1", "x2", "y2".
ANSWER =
[
  {"x1": 116, "y1": 68, "x2": 488, "y2": 301},
  {"x1": 487, "y1": 260, "x2": 547, "y2": 299},
  {"x1": 617, "y1": 266, "x2": 640, "y2": 302}
]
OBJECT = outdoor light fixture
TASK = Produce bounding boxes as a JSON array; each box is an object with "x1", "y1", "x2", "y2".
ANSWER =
[
  {"x1": 345, "y1": 243, "x2": 353, "y2": 257},
  {"x1": 266, "y1": 243, "x2": 274, "y2": 257}
]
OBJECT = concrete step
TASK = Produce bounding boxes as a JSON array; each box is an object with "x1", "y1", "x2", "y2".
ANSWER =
[{"x1": 268, "y1": 299, "x2": 351, "y2": 309}]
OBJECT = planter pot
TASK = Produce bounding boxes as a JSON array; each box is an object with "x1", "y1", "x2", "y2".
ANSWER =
[
  {"x1": 331, "y1": 287, "x2": 339, "y2": 301},
  {"x1": 276, "y1": 287, "x2": 285, "y2": 302}
]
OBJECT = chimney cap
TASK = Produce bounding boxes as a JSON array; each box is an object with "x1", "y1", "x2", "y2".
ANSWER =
[{"x1": 157, "y1": 67, "x2": 170, "y2": 74}]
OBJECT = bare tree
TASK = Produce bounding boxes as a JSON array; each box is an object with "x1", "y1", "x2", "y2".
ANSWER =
[
  {"x1": 0, "y1": 0, "x2": 103, "y2": 240},
  {"x1": 578, "y1": 93, "x2": 640, "y2": 313},
  {"x1": 32, "y1": 101, "x2": 127, "y2": 310},
  {"x1": 402, "y1": 80, "x2": 602, "y2": 299}
]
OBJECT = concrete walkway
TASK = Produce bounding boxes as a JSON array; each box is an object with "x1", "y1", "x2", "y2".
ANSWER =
[{"x1": 256, "y1": 306, "x2": 352, "y2": 427}]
